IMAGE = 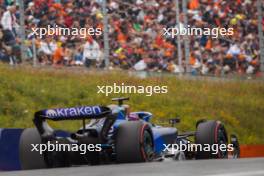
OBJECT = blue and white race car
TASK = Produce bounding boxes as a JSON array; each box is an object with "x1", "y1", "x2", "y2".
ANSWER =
[{"x1": 0, "y1": 98, "x2": 240, "y2": 171}]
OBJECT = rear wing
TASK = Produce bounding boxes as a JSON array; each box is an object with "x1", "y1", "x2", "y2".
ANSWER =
[
  {"x1": 33, "y1": 106, "x2": 112, "y2": 137},
  {"x1": 35, "y1": 106, "x2": 111, "y2": 120}
]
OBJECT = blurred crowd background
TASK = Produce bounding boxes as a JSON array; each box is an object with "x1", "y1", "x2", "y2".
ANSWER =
[{"x1": 0, "y1": 0, "x2": 263, "y2": 76}]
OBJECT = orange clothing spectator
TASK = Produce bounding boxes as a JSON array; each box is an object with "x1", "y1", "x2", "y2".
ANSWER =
[
  {"x1": 53, "y1": 46, "x2": 64, "y2": 65},
  {"x1": 155, "y1": 36, "x2": 164, "y2": 46},
  {"x1": 190, "y1": 54, "x2": 196, "y2": 65},
  {"x1": 189, "y1": 0, "x2": 199, "y2": 10},
  {"x1": 205, "y1": 39, "x2": 212, "y2": 51},
  {"x1": 117, "y1": 32, "x2": 127, "y2": 44}
]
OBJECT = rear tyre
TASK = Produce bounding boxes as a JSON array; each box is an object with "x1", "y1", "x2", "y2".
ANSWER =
[
  {"x1": 195, "y1": 120, "x2": 228, "y2": 159},
  {"x1": 45, "y1": 138, "x2": 72, "y2": 168},
  {"x1": 78, "y1": 137, "x2": 101, "y2": 165},
  {"x1": 115, "y1": 121, "x2": 154, "y2": 163},
  {"x1": 19, "y1": 128, "x2": 47, "y2": 170}
]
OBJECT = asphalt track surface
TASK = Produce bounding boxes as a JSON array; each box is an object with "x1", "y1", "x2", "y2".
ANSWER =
[{"x1": 1, "y1": 158, "x2": 264, "y2": 176}]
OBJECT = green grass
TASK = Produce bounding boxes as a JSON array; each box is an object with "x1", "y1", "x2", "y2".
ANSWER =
[{"x1": 0, "y1": 64, "x2": 264, "y2": 144}]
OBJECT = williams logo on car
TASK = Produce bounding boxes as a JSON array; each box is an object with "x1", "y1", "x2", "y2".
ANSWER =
[{"x1": 46, "y1": 110, "x2": 57, "y2": 117}]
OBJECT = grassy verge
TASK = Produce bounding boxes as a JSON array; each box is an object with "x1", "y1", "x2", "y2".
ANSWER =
[{"x1": 0, "y1": 64, "x2": 264, "y2": 144}]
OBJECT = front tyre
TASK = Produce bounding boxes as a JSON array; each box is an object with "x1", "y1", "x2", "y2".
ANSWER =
[{"x1": 195, "y1": 120, "x2": 228, "y2": 159}]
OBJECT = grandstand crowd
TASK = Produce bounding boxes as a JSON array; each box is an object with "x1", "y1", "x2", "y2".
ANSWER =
[{"x1": 0, "y1": 0, "x2": 263, "y2": 76}]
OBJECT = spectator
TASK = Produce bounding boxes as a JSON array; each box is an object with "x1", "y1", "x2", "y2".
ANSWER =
[
  {"x1": 73, "y1": 44, "x2": 83, "y2": 66},
  {"x1": 38, "y1": 37, "x2": 57, "y2": 65},
  {"x1": 82, "y1": 36, "x2": 102, "y2": 68},
  {"x1": 0, "y1": 24, "x2": 10, "y2": 63},
  {"x1": 1, "y1": 5, "x2": 17, "y2": 40},
  {"x1": 0, "y1": 0, "x2": 262, "y2": 77},
  {"x1": 53, "y1": 43, "x2": 65, "y2": 66}
]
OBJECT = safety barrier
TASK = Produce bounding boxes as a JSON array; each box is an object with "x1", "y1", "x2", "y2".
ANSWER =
[
  {"x1": 0, "y1": 128, "x2": 23, "y2": 170},
  {"x1": 240, "y1": 145, "x2": 264, "y2": 158}
]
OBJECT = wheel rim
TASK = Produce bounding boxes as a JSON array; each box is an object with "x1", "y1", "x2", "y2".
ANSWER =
[
  {"x1": 216, "y1": 125, "x2": 228, "y2": 158},
  {"x1": 142, "y1": 130, "x2": 154, "y2": 161}
]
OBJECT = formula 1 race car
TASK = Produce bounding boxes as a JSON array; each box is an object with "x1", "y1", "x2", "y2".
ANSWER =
[{"x1": 0, "y1": 98, "x2": 240, "y2": 171}]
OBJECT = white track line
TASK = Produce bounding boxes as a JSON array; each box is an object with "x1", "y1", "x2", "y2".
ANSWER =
[{"x1": 208, "y1": 170, "x2": 264, "y2": 176}]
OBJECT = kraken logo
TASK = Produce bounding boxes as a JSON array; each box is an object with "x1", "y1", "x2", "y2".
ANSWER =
[{"x1": 46, "y1": 109, "x2": 57, "y2": 117}]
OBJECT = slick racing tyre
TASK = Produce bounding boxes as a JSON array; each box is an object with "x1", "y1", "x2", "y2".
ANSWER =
[
  {"x1": 19, "y1": 128, "x2": 47, "y2": 170},
  {"x1": 115, "y1": 121, "x2": 154, "y2": 163},
  {"x1": 195, "y1": 120, "x2": 228, "y2": 159}
]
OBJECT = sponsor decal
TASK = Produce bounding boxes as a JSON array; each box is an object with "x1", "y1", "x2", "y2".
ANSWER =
[
  {"x1": 45, "y1": 106, "x2": 102, "y2": 118},
  {"x1": 46, "y1": 110, "x2": 57, "y2": 117}
]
